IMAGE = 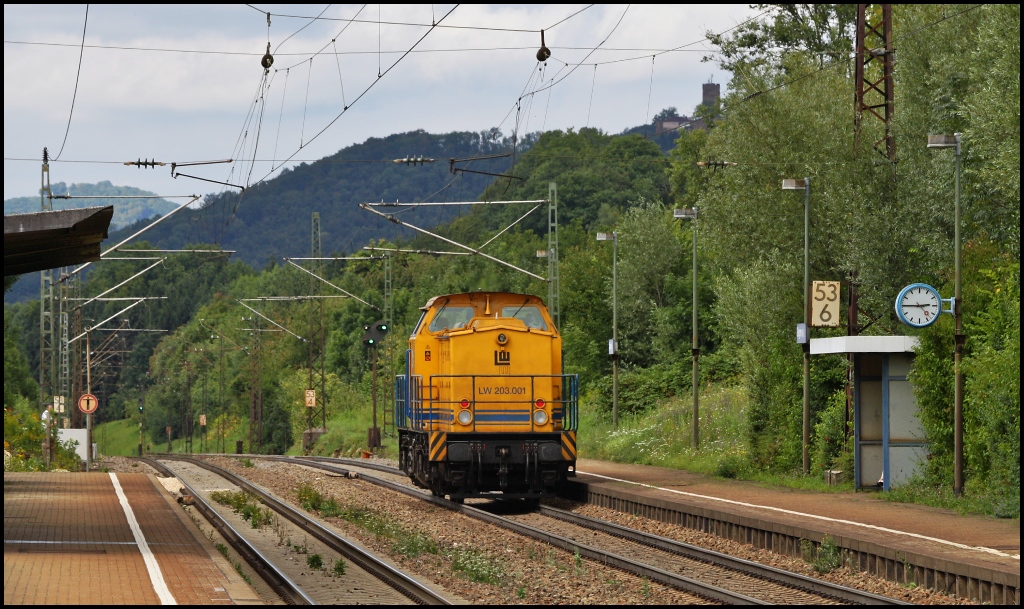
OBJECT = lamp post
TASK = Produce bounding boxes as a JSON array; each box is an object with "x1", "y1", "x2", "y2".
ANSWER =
[
  {"x1": 927, "y1": 133, "x2": 964, "y2": 496},
  {"x1": 673, "y1": 208, "x2": 700, "y2": 449},
  {"x1": 782, "y1": 177, "x2": 811, "y2": 475},
  {"x1": 596, "y1": 231, "x2": 619, "y2": 430}
]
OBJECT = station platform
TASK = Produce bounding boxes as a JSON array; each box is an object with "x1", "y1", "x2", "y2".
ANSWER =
[
  {"x1": 4, "y1": 472, "x2": 260, "y2": 605},
  {"x1": 571, "y1": 458, "x2": 1020, "y2": 604}
]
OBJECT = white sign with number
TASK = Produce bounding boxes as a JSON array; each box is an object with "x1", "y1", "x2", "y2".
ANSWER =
[
  {"x1": 305, "y1": 389, "x2": 316, "y2": 408},
  {"x1": 811, "y1": 281, "x2": 841, "y2": 327}
]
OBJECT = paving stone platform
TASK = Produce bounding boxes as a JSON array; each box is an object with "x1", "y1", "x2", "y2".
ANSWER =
[{"x1": 4, "y1": 472, "x2": 261, "y2": 605}]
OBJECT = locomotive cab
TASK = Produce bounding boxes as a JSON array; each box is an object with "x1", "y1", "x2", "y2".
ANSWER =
[{"x1": 396, "y1": 292, "x2": 578, "y2": 500}]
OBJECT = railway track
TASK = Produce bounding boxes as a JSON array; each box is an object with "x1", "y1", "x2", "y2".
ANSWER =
[
  {"x1": 144, "y1": 456, "x2": 450, "y2": 605},
  {"x1": 280, "y1": 455, "x2": 910, "y2": 605},
  {"x1": 141, "y1": 457, "x2": 313, "y2": 605}
]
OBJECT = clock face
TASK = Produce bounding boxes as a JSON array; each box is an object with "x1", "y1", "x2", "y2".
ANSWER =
[{"x1": 896, "y1": 284, "x2": 942, "y2": 328}]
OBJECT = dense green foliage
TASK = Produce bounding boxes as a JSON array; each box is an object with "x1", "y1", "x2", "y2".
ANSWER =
[
  {"x1": 5, "y1": 5, "x2": 1018, "y2": 514},
  {"x1": 687, "y1": 3, "x2": 1019, "y2": 504},
  {"x1": 95, "y1": 129, "x2": 521, "y2": 270}
]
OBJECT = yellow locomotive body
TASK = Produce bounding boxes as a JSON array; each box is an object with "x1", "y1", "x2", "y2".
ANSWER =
[{"x1": 396, "y1": 292, "x2": 578, "y2": 499}]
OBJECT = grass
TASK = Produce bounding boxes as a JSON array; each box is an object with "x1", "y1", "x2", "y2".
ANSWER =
[
  {"x1": 296, "y1": 484, "x2": 437, "y2": 558},
  {"x1": 800, "y1": 535, "x2": 843, "y2": 574},
  {"x1": 94, "y1": 417, "x2": 142, "y2": 457},
  {"x1": 579, "y1": 383, "x2": 750, "y2": 476},
  {"x1": 95, "y1": 413, "x2": 248, "y2": 456},
  {"x1": 880, "y1": 478, "x2": 1020, "y2": 519},
  {"x1": 297, "y1": 403, "x2": 398, "y2": 459},
  {"x1": 447, "y1": 546, "x2": 504, "y2": 584},
  {"x1": 209, "y1": 490, "x2": 274, "y2": 528}
]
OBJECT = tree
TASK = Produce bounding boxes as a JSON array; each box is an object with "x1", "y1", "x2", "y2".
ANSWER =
[{"x1": 705, "y1": 4, "x2": 858, "y2": 73}]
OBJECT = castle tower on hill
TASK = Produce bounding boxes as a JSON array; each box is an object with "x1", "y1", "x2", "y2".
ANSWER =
[{"x1": 654, "y1": 81, "x2": 720, "y2": 135}]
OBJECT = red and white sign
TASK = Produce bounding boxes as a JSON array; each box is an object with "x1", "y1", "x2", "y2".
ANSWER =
[{"x1": 78, "y1": 393, "x2": 98, "y2": 414}]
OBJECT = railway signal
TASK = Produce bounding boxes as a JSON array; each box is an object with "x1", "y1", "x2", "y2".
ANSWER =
[
  {"x1": 363, "y1": 321, "x2": 389, "y2": 449},
  {"x1": 362, "y1": 321, "x2": 389, "y2": 347}
]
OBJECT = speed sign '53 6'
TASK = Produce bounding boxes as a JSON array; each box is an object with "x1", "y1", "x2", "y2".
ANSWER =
[{"x1": 811, "y1": 281, "x2": 841, "y2": 328}]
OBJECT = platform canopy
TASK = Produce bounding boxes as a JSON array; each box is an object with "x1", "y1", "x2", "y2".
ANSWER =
[
  {"x1": 4, "y1": 206, "x2": 114, "y2": 276},
  {"x1": 810, "y1": 335, "x2": 919, "y2": 355}
]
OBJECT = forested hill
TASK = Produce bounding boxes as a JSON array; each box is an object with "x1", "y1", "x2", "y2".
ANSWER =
[
  {"x1": 103, "y1": 129, "x2": 526, "y2": 268},
  {"x1": 4, "y1": 181, "x2": 177, "y2": 229}
]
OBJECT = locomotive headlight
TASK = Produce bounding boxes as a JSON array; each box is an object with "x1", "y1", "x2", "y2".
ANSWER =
[
  {"x1": 457, "y1": 409, "x2": 473, "y2": 425},
  {"x1": 496, "y1": 333, "x2": 508, "y2": 345},
  {"x1": 532, "y1": 409, "x2": 549, "y2": 426}
]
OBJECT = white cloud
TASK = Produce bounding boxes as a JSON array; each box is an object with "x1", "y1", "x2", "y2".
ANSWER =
[{"x1": 4, "y1": 4, "x2": 756, "y2": 199}]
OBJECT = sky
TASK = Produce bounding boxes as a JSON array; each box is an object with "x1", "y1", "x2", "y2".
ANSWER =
[{"x1": 4, "y1": 4, "x2": 759, "y2": 201}]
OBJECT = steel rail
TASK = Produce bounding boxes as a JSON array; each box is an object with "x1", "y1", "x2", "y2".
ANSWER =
[
  {"x1": 291, "y1": 456, "x2": 910, "y2": 606},
  {"x1": 537, "y1": 505, "x2": 910, "y2": 605},
  {"x1": 270, "y1": 456, "x2": 763, "y2": 604},
  {"x1": 138, "y1": 458, "x2": 313, "y2": 605},
  {"x1": 157, "y1": 455, "x2": 449, "y2": 605}
]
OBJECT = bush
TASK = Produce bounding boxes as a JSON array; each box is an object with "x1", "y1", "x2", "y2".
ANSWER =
[
  {"x1": 911, "y1": 241, "x2": 1019, "y2": 508},
  {"x1": 590, "y1": 363, "x2": 687, "y2": 417},
  {"x1": 811, "y1": 391, "x2": 848, "y2": 474},
  {"x1": 715, "y1": 453, "x2": 745, "y2": 479},
  {"x1": 306, "y1": 554, "x2": 323, "y2": 570},
  {"x1": 801, "y1": 535, "x2": 843, "y2": 574}
]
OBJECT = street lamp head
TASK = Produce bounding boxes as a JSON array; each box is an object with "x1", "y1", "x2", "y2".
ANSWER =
[
  {"x1": 596, "y1": 232, "x2": 616, "y2": 242},
  {"x1": 781, "y1": 178, "x2": 808, "y2": 191},
  {"x1": 535, "y1": 249, "x2": 549, "y2": 258},
  {"x1": 674, "y1": 208, "x2": 698, "y2": 219},
  {"x1": 927, "y1": 134, "x2": 959, "y2": 149}
]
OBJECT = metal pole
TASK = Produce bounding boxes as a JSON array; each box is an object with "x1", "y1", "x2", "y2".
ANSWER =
[
  {"x1": 692, "y1": 215, "x2": 700, "y2": 450},
  {"x1": 953, "y1": 134, "x2": 964, "y2": 497},
  {"x1": 803, "y1": 178, "x2": 811, "y2": 475},
  {"x1": 86, "y1": 331, "x2": 92, "y2": 472},
  {"x1": 612, "y1": 233, "x2": 619, "y2": 431},
  {"x1": 370, "y1": 347, "x2": 380, "y2": 449}
]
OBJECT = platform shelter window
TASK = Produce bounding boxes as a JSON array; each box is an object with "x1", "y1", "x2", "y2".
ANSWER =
[
  {"x1": 500, "y1": 306, "x2": 548, "y2": 330},
  {"x1": 429, "y1": 307, "x2": 475, "y2": 332}
]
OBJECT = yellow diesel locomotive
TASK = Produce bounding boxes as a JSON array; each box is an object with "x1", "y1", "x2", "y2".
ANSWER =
[{"x1": 396, "y1": 292, "x2": 578, "y2": 500}]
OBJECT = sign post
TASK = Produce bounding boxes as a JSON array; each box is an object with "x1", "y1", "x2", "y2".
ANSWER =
[{"x1": 78, "y1": 393, "x2": 98, "y2": 471}]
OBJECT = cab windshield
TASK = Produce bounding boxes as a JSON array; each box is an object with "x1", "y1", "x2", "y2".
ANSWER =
[
  {"x1": 428, "y1": 306, "x2": 475, "y2": 332},
  {"x1": 500, "y1": 305, "x2": 547, "y2": 330}
]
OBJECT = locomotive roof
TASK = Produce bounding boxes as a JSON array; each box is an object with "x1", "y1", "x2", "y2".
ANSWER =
[{"x1": 419, "y1": 292, "x2": 543, "y2": 311}]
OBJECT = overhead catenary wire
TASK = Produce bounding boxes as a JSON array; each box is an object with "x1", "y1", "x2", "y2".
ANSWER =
[
  {"x1": 247, "y1": 4, "x2": 459, "y2": 189},
  {"x1": 53, "y1": 4, "x2": 89, "y2": 161},
  {"x1": 585, "y1": 64, "x2": 597, "y2": 128},
  {"x1": 643, "y1": 56, "x2": 655, "y2": 137},
  {"x1": 277, "y1": 4, "x2": 367, "y2": 72},
  {"x1": 6, "y1": 39, "x2": 730, "y2": 56},
  {"x1": 273, "y1": 3, "x2": 333, "y2": 54}
]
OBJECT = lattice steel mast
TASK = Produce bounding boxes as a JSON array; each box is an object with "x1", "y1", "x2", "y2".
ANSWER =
[
  {"x1": 854, "y1": 4, "x2": 895, "y2": 162},
  {"x1": 305, "y1": 213, "x2": 328, "y2": 449}
]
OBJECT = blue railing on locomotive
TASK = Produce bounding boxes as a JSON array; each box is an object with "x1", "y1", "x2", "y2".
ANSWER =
[
  {"x1": 393, "y1": 375, "x2": 408, "y2": 428},
  {"x1": 403, "y1": 374, "x2": 427, "y2": 430}
]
